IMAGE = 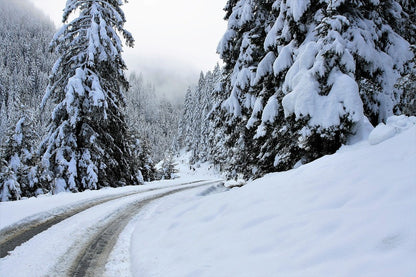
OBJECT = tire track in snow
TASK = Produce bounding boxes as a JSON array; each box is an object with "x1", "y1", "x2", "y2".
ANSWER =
[
  {"x1": 68, "y1": 181, "x2": 223, "y2": 277},
  {"x1": 0, "y1": 180, "x2": 206, "y2": 258}
]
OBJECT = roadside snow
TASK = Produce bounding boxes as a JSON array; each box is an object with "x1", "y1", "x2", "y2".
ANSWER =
[
  {"x1": 368, "y1": 115, "x2": 416, "y2": 145},
  {"x1": 0, "y1": 178, "x2": 207, "y2": 230},
  {"x1": 129, "y1": 119, "x2": 416, "y2": 276}
]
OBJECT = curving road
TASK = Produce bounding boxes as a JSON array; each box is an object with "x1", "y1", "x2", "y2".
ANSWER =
[{"x1": 0, "y1": 180, "x2": 223, "y2": 276}]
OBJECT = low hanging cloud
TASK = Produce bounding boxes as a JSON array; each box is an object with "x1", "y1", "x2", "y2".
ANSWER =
[{"x1": 125, "y1": 52, "x2": 202, "y2": 104}]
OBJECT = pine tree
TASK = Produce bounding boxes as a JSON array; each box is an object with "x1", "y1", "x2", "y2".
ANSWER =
[
  {"x1": 395, "y1": 45, "x2": 416, "y2": 116},
  {"x1": 178, "y1": 66, "x2": 223, "y2": 167},
  {"x1": 215, "y1": 0, "x2": 276, "y2": 178},
  {"x1": 160, "y1": 150, "x2": 178, "y2": 180},
  {"x1": 204, "y1": 0, "x2": 413, "y2": 179},
  {"x1": 127, "y1": 132, "x2": 155, "y2": 183},
  {"x1": 0, "y1": 112, "x2": 42, "y2": 201},
  {"x1": 137, "y1": 137, "x2": 156, "y2": 182},
  {"x1": 179, "y1": 87, "x2": 196, "y2": 151},
  {"x1": 0, "y1": 160, "x2": 21, "y2": 202},
  {"x1": 252, "y1": 0, "x2": 412, "y2": 175},
  {"x1": 40, "y1": 0, "x2": 140, "y2": 193}
]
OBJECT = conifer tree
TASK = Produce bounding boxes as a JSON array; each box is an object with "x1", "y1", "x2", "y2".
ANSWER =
[
  {"x1": 0, "y1": 112, "x2": 42, "y2": 201},
  {"x1": 395, "y1": 46, "x2": 416, "y2": 116},
  {"x1": 0, "y1": 160, "x2": 20, "y2": 201},
  {"x1": 161, "y1": 150, "x2": 178, "y2": 180},
  {"x1": 215, "y1": 0, "x2": 276, "y2": 178},
  {"x1": 40, "y1": 0, "x2": 140, "y2": 193},
  {"x1": 136, "y1": 137, "x2": 156, "y2": 182},
  {"x1": 179, "y1": 87, "x2": 196, "y2": 151},
  {"x1": 206, "y1": 0, "x2": 413, "y2": 179}
]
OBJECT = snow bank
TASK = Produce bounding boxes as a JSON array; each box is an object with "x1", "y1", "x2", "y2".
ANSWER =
[
  {"x1": 130, "y1": 119, "x2": 416, "y2": 276},
  {"x1": 368, "y1": 115, "x2": 416, "y2": 145},
  {"x1": 0, "y1": 179, "x2": 205, "y2": 230}
]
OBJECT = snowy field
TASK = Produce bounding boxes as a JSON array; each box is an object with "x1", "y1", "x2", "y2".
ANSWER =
[{"x1": 0, "y1": 116, "x2": 415, "y2": 276}]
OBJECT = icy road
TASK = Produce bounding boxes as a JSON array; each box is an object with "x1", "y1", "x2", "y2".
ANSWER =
[{"x1": 0, "y1": 180, "x2": 223, "y2": 276}]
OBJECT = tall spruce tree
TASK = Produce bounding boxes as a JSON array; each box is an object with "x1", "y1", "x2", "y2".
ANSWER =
[
  {"x1": 40, "y1": 0, "x2": 140, "y2": 193},
  {"x1": 215, "y1": 0, "x2": 275, "y2": 178}
]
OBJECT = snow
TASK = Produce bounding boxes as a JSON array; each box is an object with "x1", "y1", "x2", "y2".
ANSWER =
[
  {"x1": 246, "y1": 96, "x2": 263, "y2": 128},
  {"x1": 347, "y1": 116, "x2": 374, "y2": 145},
  {"x1": 221, "y1": 87, "x2": 242, "y2": 117},
  {"x1": 264, "y1": 12, "x2": 284, "y2": 49},
  {"x1": 8, "y1": 154, "x2": 21, "y2": 172},
  {"x1": 261, "y1": 94, "x2": 279, "y2": 123},
  {"x1": 253, "y1": 94, "x2": 279, "y2": 138},
  {"x1": 288, "y1": 0, "x2": 310, "y2": 22},
  {"x1": 254, "y1": 52, "x2": 276, "y2": 84},
  {"x1": 13, "y1": 117, "x2": 25, "y2": 145},
  {"x1": 65, "y1": 68, "x2": 85, "y2": 127},
  {"x1": 129, "y1": 118, "x2": 416, "y2": 276},
  {"x1": 234, "y1": 67, "x2": 252, "y2": 90},
  {"x1": 273, "y1": 44, "x2": 293, "y2": 76},
  {"x1": 90, "y1": 73, "x2": 106, "y2": 108},
  {"x1": 368, "y1": 115, "x2": 416, "y2": 145}
]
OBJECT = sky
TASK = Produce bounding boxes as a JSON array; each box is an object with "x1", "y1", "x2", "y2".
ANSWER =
[{"x1": 29, "y1": 0, "x2": 227, "y2": 103}]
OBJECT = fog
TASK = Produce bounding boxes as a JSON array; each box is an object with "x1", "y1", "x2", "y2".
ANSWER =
[
  {"x1": 126, "y1": 53, "x2": 201, "y2": 104},
  {"x1": 29, "y1": 0, "x2": 227, "y2": 104}
]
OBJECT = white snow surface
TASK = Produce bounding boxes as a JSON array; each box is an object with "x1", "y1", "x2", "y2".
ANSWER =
[
  {"x1": 368, "y1": 115, "x2": 416, "y2": 145},
  {"x1": 130, "y1": 119, "x2": 416, "y2": 276}
]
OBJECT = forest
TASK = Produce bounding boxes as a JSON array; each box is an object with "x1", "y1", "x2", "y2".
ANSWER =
[{"x1": 0, "y1": 0, "x2": 415, "y2": 201}]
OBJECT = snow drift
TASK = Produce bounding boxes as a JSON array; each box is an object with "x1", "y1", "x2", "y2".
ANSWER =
[{"x1": 130, "y1": 116, "x2": 416, "y2": 276}]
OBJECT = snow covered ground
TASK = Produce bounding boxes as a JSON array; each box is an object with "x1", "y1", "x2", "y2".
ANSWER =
[
  {"x1": 0, "y1": 115, "x2": 415, "y2": 276},
  {"x1": 128, "y1": 116, "x2": 416, "y2": 276}
]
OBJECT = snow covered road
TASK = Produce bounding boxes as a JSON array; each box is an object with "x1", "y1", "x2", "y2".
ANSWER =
[
  {"x1": 0, "y1": 179, "x2": 208, "y2": 258},
  {"x1": 0, "y1": 180, "x2": 223, "y2": 276}
]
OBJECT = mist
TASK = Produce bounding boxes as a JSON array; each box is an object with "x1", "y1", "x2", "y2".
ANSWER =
[
  {"x1": 125, "y1": 53, "x2": 201, "y2": 105},
  {"x1": 29, "y1": 0, "x2": 227, "y2": 105}
]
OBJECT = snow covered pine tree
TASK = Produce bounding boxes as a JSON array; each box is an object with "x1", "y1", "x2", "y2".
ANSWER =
[
  {"x1": 0, "y1": 114, "x2": 41, "y2": 201},
  {"x1": 211, "y1": 0, "x2": 414, "y2": 179},
  {"x1": 40, "y1": 0, "x2": 141, "y2": 193}
]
